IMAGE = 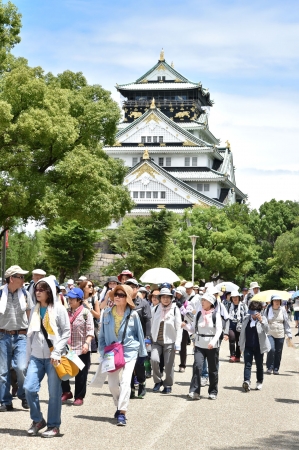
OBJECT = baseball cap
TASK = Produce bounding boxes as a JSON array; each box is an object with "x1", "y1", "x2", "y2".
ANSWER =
[
  {"x1": 67, "y1": 288, "x2": 84, "y2": 299},
  {"x1": 5, "y1": 265, "x2": 28, "y2": 278}
]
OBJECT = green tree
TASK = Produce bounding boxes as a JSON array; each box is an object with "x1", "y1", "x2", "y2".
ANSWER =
[
  {"x1": 104, "y1": 209, "x2": 178, "y2": 279},
  {"x1": 5, "y1": 227, "x2": 47, "y2": 278},
  {"x1": 45, "y1": 221, "x2": 99, "y2": 283},
  {"x1": 171, "y1": 206, "x2": 257, "y2": 285},
  {"x1": 0, "y1": 0, "x2": 21, "y2": 68}
]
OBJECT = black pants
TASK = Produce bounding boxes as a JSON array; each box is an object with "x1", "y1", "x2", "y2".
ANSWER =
[
  {"x1": 131, "y1": 356, "x2": 146, "y2": 388},
  {"x1": 179, "y1": 329, "x2": 189, "y2": 368},
  {"x1": 229, "y1": 329, "x2": 241, "y2": 358},
  {"x1": 61, "y1": 352, "x2": 90, "y2": 399},
  {"x1": 190, "y1": 346, "x2": 219, "y2": 396},
  {"x1": 244, "y1": 346, "x2": 264, "y2": 383}
]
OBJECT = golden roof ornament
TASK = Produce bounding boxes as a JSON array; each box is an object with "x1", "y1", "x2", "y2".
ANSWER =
[
  {"x1": 142, "y1": 149, "x2": 150, "y2": 160},
  {"x1": 150, "y1": 98, "x2": 156, "y2": 109},
  {"x1": 225, "y1": 140, "x2": 231, "y2": 149},
  {"x1": 159, "y1": 48, "x2": 165, "y2": 61},
  {"x1": 171, "y1": 61, "x2": 174, "y2": 68}
]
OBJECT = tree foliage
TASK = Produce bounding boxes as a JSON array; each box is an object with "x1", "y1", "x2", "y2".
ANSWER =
[
  {"x1": 44, "y1": 221, "x2": 99, "y2": 283},
  {"x1": 103, "y1": 210, "x2": 177, "y2": 279}
]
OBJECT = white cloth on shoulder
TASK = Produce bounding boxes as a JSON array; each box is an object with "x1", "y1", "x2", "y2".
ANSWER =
[{"x1": 0, "y1": 285, "x2": 27, "y2": 315}]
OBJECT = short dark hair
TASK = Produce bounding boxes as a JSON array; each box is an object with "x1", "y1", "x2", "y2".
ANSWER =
[
  {"x1": 248, "y1": 300, "x2": 263, "y2": 312},
  {"x1": 270, "y1": 299, "x2": 282, "y2": 307},
  {"x1": 35, "y1": 281, "x2": 54, "y2": 305}
]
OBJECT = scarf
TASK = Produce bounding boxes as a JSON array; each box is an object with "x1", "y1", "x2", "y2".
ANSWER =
[
  {"x1": 67, "y1": 304, "x2": 84, "y2": 344},
  {"x1": 267, "y1": 306, "x2": 274, "y2": 320},
  {"x1": 229, "y1": 302, "x2": 241, "y2": 322},
  {"x1": 161, "y1": 303, "x2": 172, "y2": 321},
  {"x1": 199, "y1": 308, "x2": 214, "y2": 327},
  {"x1": 0, "y1": 285, "x2": 27, "y2": 314},
  {"x1": 27, "y1": 303, "x2": 59, "y2": 344}
]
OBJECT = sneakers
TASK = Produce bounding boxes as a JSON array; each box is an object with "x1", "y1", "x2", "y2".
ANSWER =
[
  {"x1": 208, "y1": 394, "x2": 217, "y2": 400},
  {"x1": 234, "y1": 358, "x2": 240, "y2": 362},
  {"x1": 117, "y1": 413, "x2": 126, "y2": 426},
  {"x1": 145, "y1": 370, "x2": 152, "y2": 378},
  {"x1": 256, "y1": 382, "x2": 263, "y2": 390},
  {"x1": 242, "y1": 381, "x2": 251, "y2": 392},
  {"x1": 133, "y1": 375, "x2": 139, "y2": 388},
  {"x1": 0, "y1": 403, "x2": 13, "y2": 412},
  {"x1": 41, "y1": 427, "x2": 60, "y2": 438},
  {"x1": 266, "y1": 369, "x2": 273, "y2": 375},
  {"x1": 153, "y1": 381, "x2": 163, "y2": 392},
  {"x1": 73, "y1": 398, "x2": 83, "y2": 406},
  {"x1": 137, "y1": 383, "x2": 146, "y2": 398},
  {"x1": 130, "y1": 389, "x2": 136, "y2": 399},
  {"x1": 161, "y1": 386, "x2": 172, "y2": 394},
  {"x1": 229, "y1": 356, "x2": 236, "y2": 362},
  {"x1": 61, "y1": 392, "x2": 73, "y2": 403},
  {"x1": 200, "y1": 377, "x2": 208, "y2": 387},
  {"x1": 187, "y1": 392, "x2": 200, "y2": 400},
  {"x1": 22, "y1": 399, "x2": 29, "y2": 409},
  {"x1": 179, "y1": 367, "x2": 185, "y2": 373},
  {"x1": 27, "y1": 418, "x2": 46, "y2": 436},
  {"x1": 273, "y1": 370, "x2": 279, "y2": 375}
]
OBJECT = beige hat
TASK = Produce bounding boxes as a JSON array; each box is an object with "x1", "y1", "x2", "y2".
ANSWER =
[
  {"x1": 250, "y1": 281, "x2": 260, "y2": 289},
  {"x1": 32, "y1": 269, "x2": 46, "y2": 276},
  {"x1": 185, "y1": 282, "x2": 193, "y2": 289},
  {"x1": 5, "y1": 265, "x2": 28, "y2": 278},
  {"x1": 110, "y1": 285, "x2": 135, "y2": 309}
]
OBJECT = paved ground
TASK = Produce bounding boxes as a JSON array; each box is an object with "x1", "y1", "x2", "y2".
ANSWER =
[{"x1": 1, "y1": 323, "x2": 299, "y2": 450}]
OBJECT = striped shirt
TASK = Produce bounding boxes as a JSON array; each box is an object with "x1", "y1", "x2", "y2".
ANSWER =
[
  {"x1": 68, "y1": 307, "x2": 94, "y2": 355},
  {"x1": 0, "y1": 289, "x2": 33, "y2": 331}
]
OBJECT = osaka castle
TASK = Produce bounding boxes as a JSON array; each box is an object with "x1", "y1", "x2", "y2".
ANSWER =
[{"x1": 105, "y1": 50, "x2": 246, "y2": 215}]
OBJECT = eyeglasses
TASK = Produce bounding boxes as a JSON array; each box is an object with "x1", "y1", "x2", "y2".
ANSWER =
[
  {"x1": 35, "y1": 288, "x2": 46, "y2": 293},
  {"x1": 114, "y1": 293, "x2": 127, "y2": 298},
  {"x1": 87, "y1": 285, "x2": 93, "y2": 288},
  {"x1": 12, "y1": 275, "x2": 25, "y2": 279},
  {"x1": 152, "y1": 295, "x2": 159, "y2": 299}
]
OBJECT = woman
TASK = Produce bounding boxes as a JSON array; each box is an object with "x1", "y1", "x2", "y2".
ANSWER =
[
  {"x1": 151, "y1": 288, "x2": 182, "y2": 394},
  {"x1": 24, "y1": 277, "x2": 70, "y2": 438},
  {"x1": 228, "y1": 291, "x2": 248, "y2": 362},
  {"x1": 80, "y1": 280, "x2": 100, "y2": 352},
  {"x1": 99, "y1": 284, "x2": 147, "y2": 426},
  {"x1": 174, "y1": 288, "x2": 192, "y2": 373},
  {"x1": 184, "y1": 293, "x2": 222, "y2": 400},
  {"x1": 99, "y1": 276, "x2": 120, "y2": 309},
  {"x1": 61, "y1": 288, "x2": 94, "y2": 406},
  {"x1": 138, "y1": 287, "x2": 148, "y2": 301},
  {"x1": 265, "y1": 295, "x2": 292, "y2": 375}
]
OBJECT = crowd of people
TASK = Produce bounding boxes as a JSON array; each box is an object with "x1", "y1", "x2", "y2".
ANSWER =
[{"x1": 0, "y1": 265, "x2": 297, "y2": 434}]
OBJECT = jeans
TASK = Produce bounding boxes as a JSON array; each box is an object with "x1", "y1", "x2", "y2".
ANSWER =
[
  {"x1": 24, "y1": 356, "x2": 62, "y2": 428},
  {"x1": 0, "y1": 332, "x2": 27, "y2": 405},
  {"x1": 202, "y1": 358, "x2": 209, "y2": 378},
  {"x1": 243, "y1": 347, "x2": 264, "y2": 383},
  {"x1": 266, "y1": 336, "x2": 285, "y2": 371},
  {"x1": 62, "y1": 352, "x2": 90, "y2": 399},
  {"x1": 190, "y1": 346, "x2": 219, "y2": 396}
]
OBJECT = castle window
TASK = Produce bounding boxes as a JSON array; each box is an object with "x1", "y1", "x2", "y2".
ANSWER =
[
  {"x1": 141, "y1": 136, "x2": 146, "y2": 143},
  {"x1": 159, "y1": 136, "x2": 163, "y2": 143},
  {"x1": 165, "y1": 157, "x2": 171, "y2": 166},
  {"x1": 146, "y1": 192, "x2": 151, "y2": 199},
  {"x1": 133, "y1": 191, "x2": 138, "y2": 198},
  {"x1": 185, "y1": 157, "x2": 190, "y2": 166},
  {"x1": 204, "y1": 184, "x2": 210, "y2": 192},
  {"x1": 132, "y1": 157, "x2": 138, "y2": 166},
  {"x1": 158, "y1": 157, "x2": 164, "y2": 166},
  {"x1": 147, "y1": 136, "x2": 152, "y2": 143},
  {"x1": 140, "y1": 191, "x2": 145, "y2": 198},
  {"x1": 197, "y1": 184, "x2": 203, "y2": 192},
  {"x1": 153, "y1": 136, "x2": 157, "y2": 143},
  {"x1": 160, "y1": 191, "x2": 166, "y2": 199},
  {"x1": 192, "y1": 157, "x2": 198, "y2": 166},
  {"x1": 153, "y1": 192, "x2": 158, "y2": 199}
]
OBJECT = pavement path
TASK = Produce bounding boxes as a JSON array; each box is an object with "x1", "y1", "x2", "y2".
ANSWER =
[{"x1": 1, "y1": 323, "x2": 299, "y2": 450}]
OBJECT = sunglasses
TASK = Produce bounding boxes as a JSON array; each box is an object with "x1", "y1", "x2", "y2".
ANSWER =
[
  {"x1": 87, "y1": 284, "x2": 93, "y2": 288},
  {"x1": 12, "y1": 275, "x2": 25, "y2": 279},
  {"x1": 35, "y1": 288, "x2": 46, "y2": 293},
  {"x1": 114, "y1": 293, "x2": 127, "y2": 298}
]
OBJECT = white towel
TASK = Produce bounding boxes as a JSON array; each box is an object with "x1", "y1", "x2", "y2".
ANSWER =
[
  {"x1": 250, "y1": 317, "x2": 257, "y2": 327},
  {"x1": 27, "y1": 303, "x2": 59, "y2": 346},
  {"x1": 0, "y1": 285, "x2": 27, "y2": 315},
  {"x1": 268, "y1": 306, "x2": 274, "y2": 320}
]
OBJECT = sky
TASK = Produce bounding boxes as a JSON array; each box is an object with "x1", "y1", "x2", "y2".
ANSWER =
[{"x1": 10, "y1": 0, "x2": 299, "y2": 209}]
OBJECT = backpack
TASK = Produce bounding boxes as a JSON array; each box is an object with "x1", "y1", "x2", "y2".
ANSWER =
[{"x1": 195, "y1": 309, "x2": 217, "y2": 333}]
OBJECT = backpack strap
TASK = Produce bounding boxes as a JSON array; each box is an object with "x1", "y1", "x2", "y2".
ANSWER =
[
  {"x1": 265, "y1": 304, "x2": 270, "y2": 317},
  {"x1": 120, "y1": 310, "x2": 131, "y2": 345},
  {"x1": 195, "y1": 310, "x2": 202, "y2": 333}
]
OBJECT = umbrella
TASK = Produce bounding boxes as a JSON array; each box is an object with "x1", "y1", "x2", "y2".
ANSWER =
[
  {"x1": 139, "y1": 268, "x2": 180, "y2": 284},
  {"x1": 215, "y1": 281, "x2": 239, "y2": 293},
  {"x1": 291, "y1": 290, "x2": 299, "y2": 300},
  {"x1": 251, "y1": 290, "x2": 291, "y2": 303}
]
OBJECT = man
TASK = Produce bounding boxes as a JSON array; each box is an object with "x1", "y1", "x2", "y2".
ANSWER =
[
  {"x1": 246, "y1": 282, "x2": 260, "y2": 305},
  {"x1": 66, "y1": 279, "x2": 74, "y2": 293},
  {"x1": 125, "y1": 278, "x2": 151, "y2": 399},
  {"x1": 27, "y1": 269, "x2": 46, "y2": 304},
  {"x1": 76, "y1": 276, "x2": 87, "y2": 286},
  {"x1": 185, "y1": 282, "x2": 201, "y2": 309},
  {"x1": 0, "y1": 265, "x2": 34, "y2": 411}
]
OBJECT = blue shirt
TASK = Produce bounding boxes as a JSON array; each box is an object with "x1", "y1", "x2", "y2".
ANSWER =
[
  {"x1": 40, "y1": 307, "x2": 47, "y2": 320},
  {"x1": 99, "y1": 306, "x2": 147, "y2": 362}
]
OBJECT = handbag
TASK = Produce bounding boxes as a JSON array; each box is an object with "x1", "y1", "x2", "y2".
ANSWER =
[
  {"x1": 40, "y1": 319, "x2": 79, "y2": 381},
  {"x1": 103, "y1": 310, "x2": 131, "y2": 372}
]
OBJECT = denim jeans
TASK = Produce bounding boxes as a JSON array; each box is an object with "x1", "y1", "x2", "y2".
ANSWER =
[
  {"x1": 244, "y1": 346, "x2": 264, "y2": 383},
  {"x1": 266, "y1": 336, "x2": 285, "y2": 371},
  {"x1": 24, "y1": 356, "x2": 62, "y2": 428},
  {"x1": 202, "y1": 358, "x2": 209, "y2": 378},
  {"x1": 0, "y1": 332, "x2": 27, "y2": 405}
]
